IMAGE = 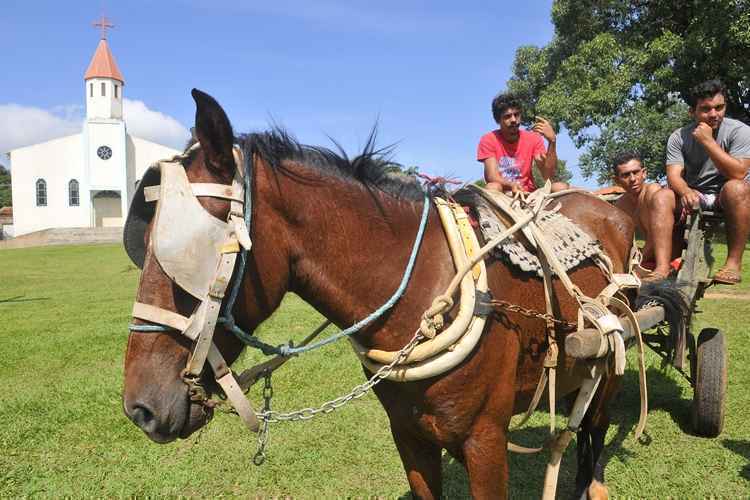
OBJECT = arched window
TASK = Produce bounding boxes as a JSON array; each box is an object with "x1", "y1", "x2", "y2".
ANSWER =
[
  {"x1": 36, "y1": 179, "x2": 47, "y2": 206},
  {"x1": 69, "y1": 179, "x2": 80, "y2": 206}
]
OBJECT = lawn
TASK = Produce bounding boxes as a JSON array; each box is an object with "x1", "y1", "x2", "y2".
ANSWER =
[{"x1": 1, "y1": 243, "x2": 749, "y2": 497}]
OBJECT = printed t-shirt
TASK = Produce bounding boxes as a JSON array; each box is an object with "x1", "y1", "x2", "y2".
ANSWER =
[
  {"x1": 666, "y1": 117, "x2": 750, "y2": 194},
  {"x1": 476, "y1": 129, "x2": 546, "y2": 192}
]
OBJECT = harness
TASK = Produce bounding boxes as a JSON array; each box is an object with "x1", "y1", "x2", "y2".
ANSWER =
[
  {"x1": 127, "y1": 144, "x2": 259, "y2": 432},
  {"x1": 125, "y1": 143, "x2": 432, "y2": 436}
]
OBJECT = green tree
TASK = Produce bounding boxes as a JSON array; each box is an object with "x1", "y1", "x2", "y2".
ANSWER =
[
  {"x1": 0, "y1": 165, "x2": 11, "y2": 208},
  {"x1": 508, "y1": 0, "x2": 750, "y2": 184}
]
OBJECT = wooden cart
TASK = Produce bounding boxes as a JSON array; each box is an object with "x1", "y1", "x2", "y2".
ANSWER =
[{"x1": 567, "y1": 209, "x2": 728, "y2": 437}]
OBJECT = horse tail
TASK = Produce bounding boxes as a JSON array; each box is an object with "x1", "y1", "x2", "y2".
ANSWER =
[{"x1": 635, "y1": 281, "x2": 690, "y2": 361}]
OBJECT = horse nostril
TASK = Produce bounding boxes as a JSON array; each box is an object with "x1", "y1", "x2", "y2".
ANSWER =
[{"x1": 130, "y1": 402, "x2": 157, "y2": 433}]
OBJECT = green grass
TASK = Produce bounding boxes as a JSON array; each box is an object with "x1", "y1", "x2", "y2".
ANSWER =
[{"x1": 1, "y1": 243, "x2": 749, "y2": 497}]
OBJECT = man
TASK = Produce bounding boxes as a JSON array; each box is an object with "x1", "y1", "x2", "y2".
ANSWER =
[
  {"x1": 477, "y1": 92, "x2": 567, "y2": 193},
  {"x1": 611, "y1": 152, "x2": 680, "y2": 281},
  {"x1": 666, "y1": 79, "x2": 750, "y2": 284}
]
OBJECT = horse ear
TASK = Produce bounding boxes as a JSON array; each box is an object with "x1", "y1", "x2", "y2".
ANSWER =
[{"x1": 191, "y1": 88, "x2": 235, "y2": 174}]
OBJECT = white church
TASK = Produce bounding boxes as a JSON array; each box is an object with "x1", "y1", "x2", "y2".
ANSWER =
[{"x1": 8, "y1": 34, "x2": 181, "y2": 237}]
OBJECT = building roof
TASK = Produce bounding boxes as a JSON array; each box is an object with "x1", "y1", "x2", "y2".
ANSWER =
[
  {"x1": 0, "y1": 207, "x2": 12, "y2": 216},
  {"x1": 84, "y1": 39, "x2": 124, "y2": 83}
]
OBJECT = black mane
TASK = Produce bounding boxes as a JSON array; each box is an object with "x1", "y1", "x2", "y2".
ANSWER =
[{"x1": 235, "y1": 128, "x2": 427, "y2": 202}]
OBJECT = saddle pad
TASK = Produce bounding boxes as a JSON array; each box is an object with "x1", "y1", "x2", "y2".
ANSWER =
[{"x1": 455, "y1": 189, "x2": 603, "y2": 278}]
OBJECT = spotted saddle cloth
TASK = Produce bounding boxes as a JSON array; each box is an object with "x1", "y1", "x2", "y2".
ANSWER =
[{"x1": 452, "y1": 186, "x2": 603, "y2": 278}]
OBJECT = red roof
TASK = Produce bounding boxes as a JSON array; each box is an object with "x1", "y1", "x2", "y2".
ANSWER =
[
  {"x1": 84, "y1": 39, "x2": 124, "y2": 83},
  {"x1": 0, "y1": 207, "x2": 12, "y2": 216}
]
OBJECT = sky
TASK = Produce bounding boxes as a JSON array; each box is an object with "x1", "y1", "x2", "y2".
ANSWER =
[{"x1": 0, "y1": 0, "x2": 598, "y2": 187}]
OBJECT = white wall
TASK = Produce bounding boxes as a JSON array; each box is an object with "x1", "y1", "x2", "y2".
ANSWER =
[
  {"x1": 10, "y1": 134, "x2": 89, "y2": 236},
  {"x1": 127, "y1": 135, "x2": 181, "y2": 203}
]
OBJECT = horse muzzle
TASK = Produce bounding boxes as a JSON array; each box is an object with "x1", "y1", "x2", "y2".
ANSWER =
[{"x1": 123, "y1": 380, "x2": 213, "y2": 443}]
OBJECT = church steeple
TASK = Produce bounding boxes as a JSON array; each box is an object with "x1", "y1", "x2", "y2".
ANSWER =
[{"x1": 84, "y1": 17, "x2": 124, "y2": 120}]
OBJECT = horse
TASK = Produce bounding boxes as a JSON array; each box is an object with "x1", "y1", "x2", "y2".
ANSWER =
[{"x1": 122, "y1": 89, "x2": 638, "y2": 499}]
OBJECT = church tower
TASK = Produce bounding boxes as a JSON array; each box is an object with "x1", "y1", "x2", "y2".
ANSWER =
[
  {"x1": 84, "y1": 31, "x2": 124, "y2": 119},
  {"x1": 82, "y1": 16, "x2": 128, "y2": 227}
]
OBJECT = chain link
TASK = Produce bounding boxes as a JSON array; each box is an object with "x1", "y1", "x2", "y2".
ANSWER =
[
  {"x1": 252, "y1": 370, "x2": 274, "y2": 465},
  {"x1": 255, "y1": 330, "x2": 425, "y2": 423},
  {"x1": 489, "y1": 299, "x2": 577, "y2": 330}
]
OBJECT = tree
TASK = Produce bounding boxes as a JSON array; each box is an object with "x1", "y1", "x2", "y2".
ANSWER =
[
  {"x1": 508, "y1": 0, "x2": 750, "y2": 184},
  {"x1": 0, "y1": 165, "x2": 10, "y2": 208}
]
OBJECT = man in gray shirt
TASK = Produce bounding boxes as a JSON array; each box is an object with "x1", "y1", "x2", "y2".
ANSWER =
[{"x1": 666, "y1": 79, "x2": 750, "y2": 284}]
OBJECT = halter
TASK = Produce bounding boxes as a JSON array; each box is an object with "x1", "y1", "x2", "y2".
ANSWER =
[{"x1": 127, "y1": 144, "x2": 260, "y2": 432}]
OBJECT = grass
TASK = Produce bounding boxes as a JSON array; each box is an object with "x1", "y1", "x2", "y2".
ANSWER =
[{"x1": 1, "y1": 243, "x2": 749, "y2": 497}]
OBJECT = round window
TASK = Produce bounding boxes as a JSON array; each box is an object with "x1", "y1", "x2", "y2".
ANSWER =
[{"x1": 97, "y1": 145, "x2": 113, "y2": 160}]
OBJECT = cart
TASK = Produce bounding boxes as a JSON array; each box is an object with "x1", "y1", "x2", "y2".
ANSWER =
[{"x1": 566, "y1": 209, "x2": 728, "y2": 437}]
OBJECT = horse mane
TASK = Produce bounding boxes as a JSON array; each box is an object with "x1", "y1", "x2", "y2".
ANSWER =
[{"x1": 184, "y1": 128, "x2": 426, "y2": 202}]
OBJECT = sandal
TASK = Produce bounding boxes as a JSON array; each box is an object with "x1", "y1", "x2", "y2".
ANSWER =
[{"x1": 712, "y1": 267, "x2": 742, "y2": 285}]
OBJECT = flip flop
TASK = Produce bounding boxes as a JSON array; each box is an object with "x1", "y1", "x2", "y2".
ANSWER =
[{"x1": 712, "y1": 267, "x2": 742, "y2": 285}]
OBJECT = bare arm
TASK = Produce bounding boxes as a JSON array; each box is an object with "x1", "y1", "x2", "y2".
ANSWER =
[
  {"x1": 532, "y1": 117, "x2": 557, "y2": 180},
  {"x1": 693, "y1": 122, "x2": 750, "y2": 179},
  {"x1": 666, "y1": 163, "x2": 700, "y2": 210}
]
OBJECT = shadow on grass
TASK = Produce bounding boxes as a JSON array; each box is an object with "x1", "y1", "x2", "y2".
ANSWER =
[{"x1": 722, "y1": 439, "x2": 750, "y2": 481}]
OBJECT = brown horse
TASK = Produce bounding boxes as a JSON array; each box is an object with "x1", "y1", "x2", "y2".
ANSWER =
[{"x1": 123, "y1": 89, "x2": 637, "y2": 498}]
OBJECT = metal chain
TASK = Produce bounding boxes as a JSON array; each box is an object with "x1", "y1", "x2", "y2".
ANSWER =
[
  {"x1": 256, "y1": 330, "x2": 425, "y2": 423},
  {"x1": 490, "y1": 299, "x2": 577, "y2": 330},
  {"x1": 252, "y1": 370, "x2": 273, "y2": 465}
]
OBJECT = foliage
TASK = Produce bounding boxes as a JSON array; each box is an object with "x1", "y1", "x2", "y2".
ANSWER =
[
  {"x1": 508, "y1": 0, "x2": 750, "y2": 183},
  {"x1": 533, "y1": 158, "x2": 573, "y2": 187},
  {"x1": 2, "y1": 243, "x2": 750, "y2": 496},
  {"x1": 0, "y1": 165, "x2": 11, "y2": 208}
]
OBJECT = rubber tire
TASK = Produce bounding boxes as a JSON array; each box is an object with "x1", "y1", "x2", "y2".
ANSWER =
[{"x1": 691, "y1": 328, "x2": 727, "y2": 437}]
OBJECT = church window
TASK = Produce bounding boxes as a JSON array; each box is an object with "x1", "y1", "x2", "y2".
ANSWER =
[
  {"x1": 101, "y1": 82, "x2": 106, "y2": 96},
  {"x1": 90, "y1": 83, "x2": 93, "y2": 97},
  {"x1": 69, "y1": 179, "x2": 80, "y2": 206},
  {"x1": 115, "y1": 84, "x2": 119, "y2": 99},
  {"x1": 36, "y1": 179, "x2": 47, "y2": 206}
]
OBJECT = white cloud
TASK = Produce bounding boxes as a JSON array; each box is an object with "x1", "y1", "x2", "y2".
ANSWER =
[
  {"x1": 0, "y1": 100, "x2": 191, "y2": 168},
  {"x1": 123, "y1": 99, "x2": 190, "y2": 150},
  {"x1": 0, "y1": 103, "x2": 82, "y2": 156}
]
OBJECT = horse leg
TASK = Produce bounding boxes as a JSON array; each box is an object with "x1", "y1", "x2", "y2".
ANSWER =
[
  {"x1": 572, "y1": 375, "x2": 618, "y2": 500},
  {"x1": 390, "y1": 425, "x2": 443, "y2": 500},
  {"x1": 462, "y1": 424, "x2": 509, "y2": 499},
  {"x1": 573, "y1": 424, "x2": 593, "y2": 499}
]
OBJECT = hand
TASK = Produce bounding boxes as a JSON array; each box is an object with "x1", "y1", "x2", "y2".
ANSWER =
[
  {"x1": 507, "y1": 181, "x2": 523, "y2": 194},
  {"x1": 680, "y1": 189, "x2": 701, "y2": 212},
  {"x1": 692, "y1": 122, "x2": 714, "y2": 145},
  {"x1": 532, "y1": 116, "x2": 556, "y2": 143}
]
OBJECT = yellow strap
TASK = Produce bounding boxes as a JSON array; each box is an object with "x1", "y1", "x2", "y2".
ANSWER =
[{"x1": 450, "y1": 202, "x2": 481, "y2": 280}]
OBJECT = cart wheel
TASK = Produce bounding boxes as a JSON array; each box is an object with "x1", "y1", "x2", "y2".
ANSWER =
[{"x1": 691, "y1": 328, "x2": 727, "y2": 437}]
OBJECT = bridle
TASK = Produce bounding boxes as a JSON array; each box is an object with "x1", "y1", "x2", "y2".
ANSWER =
[{"x1": 127, "y1": 143, "x2": 260, "y2": 432}]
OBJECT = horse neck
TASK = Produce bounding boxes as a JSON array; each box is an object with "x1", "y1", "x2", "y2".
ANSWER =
[{"x1": 268, "y1": 164, "x2": 451, "y2": 348}]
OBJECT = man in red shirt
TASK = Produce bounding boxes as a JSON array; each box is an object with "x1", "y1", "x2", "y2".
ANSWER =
[{"x1": 477, "y1": 93, "x2": 566, "y2": 193}]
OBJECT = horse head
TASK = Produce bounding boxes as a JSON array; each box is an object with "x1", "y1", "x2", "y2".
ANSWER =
[{"x1": 122, "y1": 89, "x2": 289, "y2": 443}]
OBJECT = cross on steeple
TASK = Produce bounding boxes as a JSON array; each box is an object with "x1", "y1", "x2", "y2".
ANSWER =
[{"x1": 92, "y1": 15, "x2": 114, "y2": 40}]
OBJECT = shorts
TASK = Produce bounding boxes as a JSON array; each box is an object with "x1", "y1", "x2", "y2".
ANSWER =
[{"x1": 698, "y1": 192, "x2": 720, "y2": 210}]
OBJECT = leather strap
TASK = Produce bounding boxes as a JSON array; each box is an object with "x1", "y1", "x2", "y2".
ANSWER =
[
  {"x1": 207, "y1": 344, "x2": 260, "y2": 432},
  {"x1": 143, "y1": 183, "x2": 244, "y2": 203},
  {"x1": 132, "y1": 302, "x2": 191, "y2": 332}
]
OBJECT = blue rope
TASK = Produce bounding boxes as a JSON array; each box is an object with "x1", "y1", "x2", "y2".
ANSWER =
[{"x1": 277, "y1": 190, "x2": 431, "y2": 356}]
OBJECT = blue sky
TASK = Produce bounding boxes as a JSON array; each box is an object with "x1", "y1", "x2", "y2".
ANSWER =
[{"x1": 1, "y1": 0, "x2": 597, "y2": 187}]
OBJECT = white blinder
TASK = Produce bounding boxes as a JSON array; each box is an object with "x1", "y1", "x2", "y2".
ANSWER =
[{"x1": 151, "y1": 161, "x2": 235, "y2": 300}]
